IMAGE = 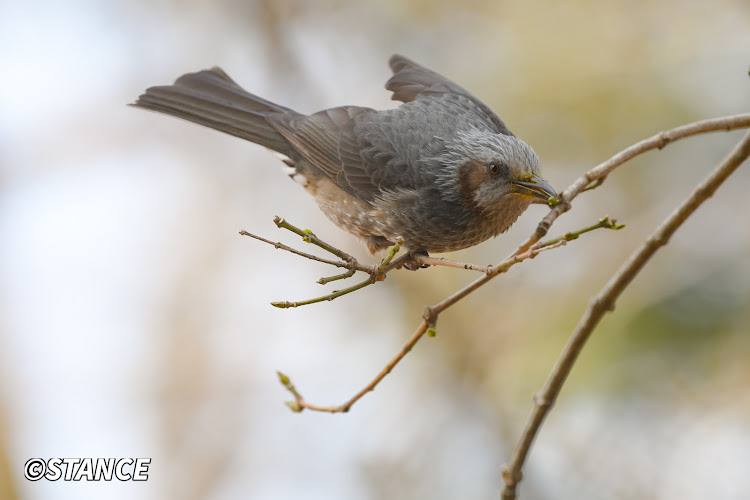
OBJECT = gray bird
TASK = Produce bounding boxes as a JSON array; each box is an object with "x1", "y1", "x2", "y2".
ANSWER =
[{"x1": 132, "y1": 55, "x2": 557, "y2": 254}]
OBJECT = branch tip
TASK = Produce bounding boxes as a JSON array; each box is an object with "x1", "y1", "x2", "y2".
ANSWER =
[{"x1": 317, "y1": 268, "x2": 356, "y2": 284}]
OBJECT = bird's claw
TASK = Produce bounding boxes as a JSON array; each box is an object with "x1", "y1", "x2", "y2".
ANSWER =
[{"x1": 402, "y1": 251, "x2": 430, "y2": 271}]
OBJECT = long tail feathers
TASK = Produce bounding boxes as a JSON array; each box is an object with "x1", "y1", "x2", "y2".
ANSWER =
[{"x1": 132, "y1": 67, "x2": 297, "y2": 157}]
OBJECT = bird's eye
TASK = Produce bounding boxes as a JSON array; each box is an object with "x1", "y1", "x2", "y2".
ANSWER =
[{"x1": 488, "y1": 163, "x2": 503, "y2": 176}]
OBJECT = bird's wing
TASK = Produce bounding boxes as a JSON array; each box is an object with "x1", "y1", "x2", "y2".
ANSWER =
[
  {"x1": 269, "y1": 106, "x2": 385, "y2": 201},
  {"x1": 386, "y1": 54, "x2": 513, "y2": 136}
]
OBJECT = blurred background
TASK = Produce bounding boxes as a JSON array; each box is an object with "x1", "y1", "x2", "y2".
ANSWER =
[{"x1": 1, "y1": 0, "x2": 750, "y2": 499}]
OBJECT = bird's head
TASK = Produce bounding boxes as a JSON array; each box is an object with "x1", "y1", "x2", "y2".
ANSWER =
[{"x1": 435, "y1": 130, "x2": 557, "y2": 215}]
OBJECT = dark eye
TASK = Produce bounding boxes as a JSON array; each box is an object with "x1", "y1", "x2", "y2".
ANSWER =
[{"x1": 488, "y1": 163, "x2": 505, "y2": 176}]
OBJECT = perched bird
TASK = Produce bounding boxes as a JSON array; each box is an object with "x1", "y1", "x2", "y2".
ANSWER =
[{"x1": 132, "y1": 55, "x2": 557, "y2": 254}]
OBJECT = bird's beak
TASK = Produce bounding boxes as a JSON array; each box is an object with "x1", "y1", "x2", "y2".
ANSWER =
[{"x1": 511, "y1": 175, "x2": 559, "y2": 204}]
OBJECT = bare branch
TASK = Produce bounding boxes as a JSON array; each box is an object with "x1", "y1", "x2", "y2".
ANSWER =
[
  {"x1": 271, "y1": 238, "x2": 404, "y2": 308},
  {"x1": 281, "y1": 236, "x2": 573, "y2": 412},
  {"x1": 278, "y1": 320, "x2": 431, "y2": 413},
  {"x1": 428, "y1": 240, "x2": 568, "y2": 317},
  {"x1": 515, "y1": 113, "x2": 750, "y2": 254},
  {"x1": 538, "y1": 215, "x2": 624, "y2": 249},
  {"x1": 411, "y1": 255, "x2": 493, "y2": 273},
  {"x1": 274, "y1": 216, "x2": 360, "y2": 266},
  {"x1": 500, "y1": 129, "x2": 750, "y2": 500},
  {"x1": 270, "y1": 276, "x2": 378, "y2": 308},
  {"x1": 265, "y1": 113, "x2": 750, "y2": 415},
  {"x1": 239, "y1": 229, "x2": 351, "y2": 269},
  {"x1": 376, "y1": 237, "x2": 405, "y2": 274},
  {"x1": 317, "y1": 269, "x2": 356, "y2": 284}
]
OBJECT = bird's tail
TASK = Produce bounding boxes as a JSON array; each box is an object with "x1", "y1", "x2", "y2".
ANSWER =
[{"x1": 131, "y1": 67, "x2": 298, "y2": 157}]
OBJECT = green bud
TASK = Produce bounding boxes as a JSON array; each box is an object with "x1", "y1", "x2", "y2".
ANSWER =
[
  {"x1": 285, "y1": 401, "x2": 302, "y2": 412},
  {"x1": 277, "y1": 371, "x2": 291, "y2": 385}
]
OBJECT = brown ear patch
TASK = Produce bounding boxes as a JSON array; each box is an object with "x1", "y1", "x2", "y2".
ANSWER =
[{"x1": 457, "y1": 160, "x2": 486, "y2": 207}]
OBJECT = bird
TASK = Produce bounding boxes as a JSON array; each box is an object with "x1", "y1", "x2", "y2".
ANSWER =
[{"x1": 132, "y1": 55, "x2": 557, "y2": 255}]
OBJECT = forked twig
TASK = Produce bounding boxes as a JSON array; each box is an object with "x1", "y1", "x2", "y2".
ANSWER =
[
  {"x1": 242, "y1": 218, "x2": 414, "y2": 307},
  {"x1": 273, "y1": 113, "x2": 750, "y2": 416},
  {"x1": 270, "y1": 237, "x2": 404, "y2": 308},
  {"x1": 278, "y1": 229, "x2": 591, "y2": 412}
]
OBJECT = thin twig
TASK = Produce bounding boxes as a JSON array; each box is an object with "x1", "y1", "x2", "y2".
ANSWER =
[
  {"x1": 279, "y1": 238, "x2": 570, "y2": 412},
  {"x1": 239, "y1": 230, "x2": 352, "y2": 269},
  {"x1": 273, "y1": 114, "x2": 750, "y2": 414},
  {"x1": 271, "y1": 276, "x2": 378, "y2": 308},
  {"x1": 271, "y1": 238, "x2": 404, "y2": 308},
  {"x1": 538, "y1": 216, "x2": 625, "y2": 248},
  {"x1": 514, "y1": 113, "x2": 750, "y2": 255},
  {"x1": 317, "y1": 269, "x2": 356, "y2": 284},
  {"x1": 388, "y1": 217, "x2": 623, "y2": 275},
  {"x1": 500, "y1": 129, "x2": 750, "y2": 500},
  {"x1": 412, "y1": 255, "x2": 493, "y2": 273},
  {"x1": 376, "y1": 237, "x2": 404, "y2": 275},
  {"x1": 279, "y1": 321, "x2": 431, "y2": 413},
  {"x1": 274, "y1": 216, "x2": 359, "y2": 266},
  {"x1": 244, "y1": 218, "x2": 415, "y2": 289},
  {"x1": 428, "y1": 239, "x2": 567, "y2": 316},
  {"x1": 382, "y1": 252, "x2": 415, "y2": 273}
]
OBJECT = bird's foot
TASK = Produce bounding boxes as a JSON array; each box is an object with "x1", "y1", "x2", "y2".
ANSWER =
[{"x1": 402, "y1": 251, "x2": 430, "y2": 271}]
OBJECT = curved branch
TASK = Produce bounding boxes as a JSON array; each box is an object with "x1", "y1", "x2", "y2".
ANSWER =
[
  {"x1": 278, "y1": 320, "x2": 430, "y2": 413},
  {"x1": 500, "y1": 129, "x2": 750, "y2": 500},
  {"x1": 514, "y1": 113, "x2": 750, "y2": 254},
  {"x1": 275, "y1": 113, "x2": 750, "y2": 415},
  {"x1": 278, "y1": 238, "x2": 570, "y2": 412}
]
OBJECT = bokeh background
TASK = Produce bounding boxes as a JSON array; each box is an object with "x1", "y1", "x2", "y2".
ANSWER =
[{"x1": 1, "y1": 1, "x2": 750, "y2": 499}]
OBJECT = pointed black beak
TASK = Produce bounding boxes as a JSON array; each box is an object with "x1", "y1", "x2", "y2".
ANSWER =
[{"x1": 511, "y1": 175, "x2": 558, "y2": 204}]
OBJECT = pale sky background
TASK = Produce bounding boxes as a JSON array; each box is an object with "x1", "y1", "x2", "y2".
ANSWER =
[{"x1": 1, "y1": 1, "x2": 750, "y2": 499}]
